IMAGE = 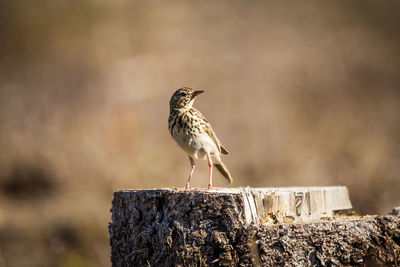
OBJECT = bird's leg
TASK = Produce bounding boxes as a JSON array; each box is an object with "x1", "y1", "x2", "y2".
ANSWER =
[
  {"x1": 185, "y1": 156, "x2": 195, "y2": 189},
  {"x1": 207, "y1": 153, "x2": 213, "y2": 190},
  {"x1": 207, "y1": 163, "x2": 213, "y2": 189}
]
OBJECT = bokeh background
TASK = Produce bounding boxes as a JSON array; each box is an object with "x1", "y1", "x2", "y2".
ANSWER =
[{"x1": 1, "y1": 0, "x2": 400, "y2": 266}]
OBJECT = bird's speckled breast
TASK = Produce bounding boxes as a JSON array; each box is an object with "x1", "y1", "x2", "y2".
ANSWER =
[{"x1": 168, "y1": 108, "x2": 219, "y2": 160}]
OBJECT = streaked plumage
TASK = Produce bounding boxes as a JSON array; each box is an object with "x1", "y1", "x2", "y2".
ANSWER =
[{"x1": 168, "y1": 87, "x2": 232, "y2": 189}]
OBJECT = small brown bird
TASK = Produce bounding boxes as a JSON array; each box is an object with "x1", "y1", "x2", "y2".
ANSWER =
[{"x1": 168, "y1": 87, "x2": 233, "y2": 189}]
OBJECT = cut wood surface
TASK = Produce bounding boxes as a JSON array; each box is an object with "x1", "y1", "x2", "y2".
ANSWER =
[
  {"x1": 238, "y1": 186, "x2": 352, "y2": 224},
  {"x1": 109, "y1": 187, "x2": 400, "y2": 266}
]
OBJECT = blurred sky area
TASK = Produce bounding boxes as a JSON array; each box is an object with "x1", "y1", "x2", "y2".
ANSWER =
[{"x1": 0, "y1": 1, "x2": 400, "y2": 266}]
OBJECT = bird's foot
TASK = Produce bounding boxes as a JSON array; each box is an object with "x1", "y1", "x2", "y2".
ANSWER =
[
  {"x1": 176, "y1": 186, "x2": 220, "y2": 191},
  {"x1": 175, "y1": 184, "x2": 193, "y2": 192},
  {"x1": 198, "y1": 185, "x2": 219, "y2": 191}
]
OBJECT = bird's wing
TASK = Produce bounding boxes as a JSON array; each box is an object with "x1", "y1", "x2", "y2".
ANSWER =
[{"x1": 194, "y1": 108, "x2": 229, "y2": 155}]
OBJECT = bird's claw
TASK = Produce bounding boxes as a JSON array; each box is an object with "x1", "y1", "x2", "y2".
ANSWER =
[{"x1": 175, "y1": 185, "x2": 193, "y2": 192}]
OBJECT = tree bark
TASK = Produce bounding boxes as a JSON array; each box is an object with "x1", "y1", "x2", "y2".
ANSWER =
[{"x1": 109, "y1": 188, "x2": 400, "y2": 266}]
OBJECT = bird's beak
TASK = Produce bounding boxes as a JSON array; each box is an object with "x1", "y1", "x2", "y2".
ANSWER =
[{"x1": 192, "y1": 90, "x2": 204, "y2": 99}]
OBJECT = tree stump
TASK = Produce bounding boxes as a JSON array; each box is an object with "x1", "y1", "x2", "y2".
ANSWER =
[{"x1": 109, "y1": 187, "x2": 400, "y2": 266}]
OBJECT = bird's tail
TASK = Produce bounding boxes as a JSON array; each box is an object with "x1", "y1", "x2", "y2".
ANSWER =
[{"x1": 214, "y1": 161, "x2": 233, "y2": 184}]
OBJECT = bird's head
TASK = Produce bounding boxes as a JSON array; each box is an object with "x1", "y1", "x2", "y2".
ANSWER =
[{"x1": 169, "y1": 87, "x2": 204, "y2": 111}]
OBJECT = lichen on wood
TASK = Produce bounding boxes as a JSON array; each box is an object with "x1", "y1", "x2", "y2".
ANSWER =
[
  {"x1": 255, "y1": 216, "x2": 400, "y2": 266},
  {"x1": 110, "y1": 190, "x2": 253, "y2": 266}
]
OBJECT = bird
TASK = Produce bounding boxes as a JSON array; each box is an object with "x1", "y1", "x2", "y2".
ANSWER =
[{"x1": 168, "y1": 87, "x2": 233, "y2": 189}]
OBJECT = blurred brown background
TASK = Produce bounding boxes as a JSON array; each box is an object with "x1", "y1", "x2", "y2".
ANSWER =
[{"x1": 0, "y1": 0, "x2": 399, "y2": 266}]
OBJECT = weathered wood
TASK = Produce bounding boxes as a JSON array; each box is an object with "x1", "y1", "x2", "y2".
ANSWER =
[
  {"x1": 109, "y1": 188, "x2": 400, "y2": 266},
  {"x1": 238, "y1": 186, "x2": 352, "y2": 224},
  {"x1": 254, "y1": 216, "x2": 400, "y2": 266}
]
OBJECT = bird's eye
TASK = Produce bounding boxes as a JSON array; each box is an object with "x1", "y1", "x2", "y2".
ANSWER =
[{"x1": 179, "y1": 92, "x2": 185, "y2": 97}]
